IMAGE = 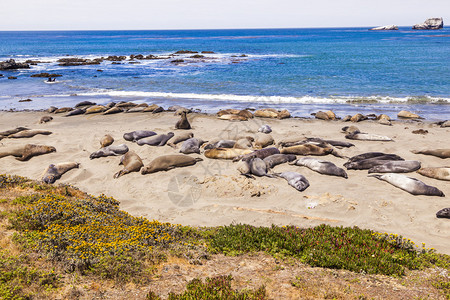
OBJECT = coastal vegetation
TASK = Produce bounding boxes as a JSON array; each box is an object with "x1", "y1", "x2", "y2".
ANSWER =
[{"x1": 0, "y1": 174, "x2": 449, "y2": 299}]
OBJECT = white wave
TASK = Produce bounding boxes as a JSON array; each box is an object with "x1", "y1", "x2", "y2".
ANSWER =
[{"x1": 76, "y1": 91, "x2": 450, "y2": 104}]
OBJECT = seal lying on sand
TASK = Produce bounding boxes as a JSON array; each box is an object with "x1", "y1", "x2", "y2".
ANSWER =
[
  {"x1": 179, "y1": 138, "x2": 205, "y2": 154},
  {"x1": 341, "y1": 126, "x2": 360, "y2": 134},
  {"x1": 123, "y1": 130, "x2": 156, "y2": 142},
  {"x1": 263, "y1": 154, "x2": 296, "y2": 169},
  {"x1": 254, "y1": 133, "x2": 274, "y2": 149},
  {"x1": 411, "y1": 149, "x2": 450, "y2": 159},
  {"x1": 436, "y1": 208, "x2": 450, "y2": 219},
  {"x1": 42, "y1": 162, "x2": 79, "y2": 184},
  {"x1": 0, "y1": 127, "x2": 29, "y2": 137},
  {"x1": 39, "y1": 116, "x2": 53, "y2": 124},
  {"x1": 280, "y1": 144, "x2": 333, "y2": 156},
  {"x1": 8, "y1": 130, "x2": 52, "y2": 138},
  {"x1": 137, "y1": 132, "x2": 174, "y2": 146},
  {"x1": 417, "y1": 167, "x2": 450, "y2": 181},
  {"x1": 16, "y1": 144, "x2": 56, "y2": 161},
  {"x1": 367, "y1": 160, "x2": 421, "y2": 173},
  {"x1": 237, "y1": 158, "x2": 274, "y2": 179},
  {"x1": 141, "y1": 155, "x2": 203, "y2": 174},
  {"x1": 167, "y1": 132, "x2": 194, "y2": 148},
  {"x1": 66, "y1": 108, "x2": 86, "y2": 116},
  {"x1": 258, "y1": 125, "x2": 272, "y2": 134},
  {"x1": 175, "y1": 111, "x2": 191, "y2": 129},
  {"x1": 204, "y1": 140, "x2": 236, "y2": 150},
  {"x1": 276, "y1": 172, "x2": 310, "y2": 192},
  {"x1": 291, "y1": 157, "x2": 348, "y2": 178},
  {"x1": 305, "y1": 138, "x2": 354, "y2": 148},
  {"x1": 90, "y1": 144, "x2": 129, "y2": 159},
  {"x1": 100, "y1": 134, "x2": 114, "y2": 148},
  {"x1": 344, "y1": 155, "x2": 405, "y2": 170},
  {"x1": 114, "y1": 151, "x2": 143, "y2": 178},
  {"x1": 345, "y1": 132, "x2": 393, "y2": 141},
  {"x1": 233, "y1": 147, "x2": 280, "y2": 162},
  {"x1": 369, "y1": 173, "x2": 444, "y2": 196},
  {"x1": 205, "y1": 148, "x2": 253, "y2": 160}
]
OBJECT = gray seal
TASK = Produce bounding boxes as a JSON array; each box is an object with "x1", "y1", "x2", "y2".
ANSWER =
[
  {"x1": 305, "y1": 138, "x2": 354, "y2": 148},
  {"x1": 345, "y1": 132, "x2": 393, "y2": 141},
  {"x1": 90, "y1": 144, "x2": 129, "y2": 159},
  {"x1": 368, "y1": 160, "x2": 421, "y2": 173},
  {"x1": 65, "y1": 108, "x2": 86, "y2": 116},
  {"x1": 179, "y1": 138, "x2": 205, "y2": 154},
  {"x1": 204, "y1": 140, "x2": 236, "y2": 150},
  {"x1": 123, "y1": 130, "x2": 157, "y2": 142},
  {"x1": 292, "y1": 157, "x2": 348, "y2": 178},
  {"x1": 137, "y1": 132, "x2": 174, "y2": 146},
  {"x1": 233, "y1": 147, "x2": 280, "y2": 162},
  {"x1": 237, "y1": 158, "x2": 274, "y2": 179},
  {"x1": 276, "y1": 172, "x2": 310, "y2": 192},
  {"x1": 369, "y1": 173, "x2": 444, "y2": 196},
  {"x1": 258, "y1": 125, "x2": 272, "y2": 134},
  {"x1": 436, "y1": 208, "x2": 450, "y2": 219},
  {"x1": 263, "y1": 154, "x2": 296, "y2": 169},
  {"x1": 167, "y1": 132, "x2": 194, "y2": 148},
  {"x1": 42, "y1": 162, "x2": 80, "y2": 184},
  {"x1": 175, "y1": 111, "x2": 191, "y2": 129},
  {"x1": 344, "y1": 156, "x2": 405, "y2": 170}
]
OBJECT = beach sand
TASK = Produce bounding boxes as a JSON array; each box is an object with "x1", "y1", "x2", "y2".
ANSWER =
[{"x1": 0, "y1": 110, "x2": 449, "y2": 254}]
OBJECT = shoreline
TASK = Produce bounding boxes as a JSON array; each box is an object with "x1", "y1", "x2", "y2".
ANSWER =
[{"x1": 0, "y1": 108, "x2": 449, "y2": 254}]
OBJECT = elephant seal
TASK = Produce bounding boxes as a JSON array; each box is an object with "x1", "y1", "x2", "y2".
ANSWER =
[
  {"x1": 346, "y1": 152, "x2": 402, "y2": 163},
  {"x1": 137, "y1": 132, "x2": 174, "y2": 146},
  {"x1": 438, "y1": 120, "x2": 450, "y2": 128},
  {"x1": 0, "y1": 127, "x2": 29, "y2": 137},
  {"x1": 175, "y1": 111, "x2": 191, "y2": 129},
  {"x1": 291, "y1": 157, "x2": 348, "y2": 178},
  {"x1": 411, "y1": 149, "x2": 450, "y2": 159},
  {"x1": 436, "y1": 208, "x2": 450, "y2": 219},
  {"x1": 341, "y1": 126, "x2": 360, "y2": 134},
  {"x1": 237, "y1": 158, "x2": 274, "y2": 178},
  {"x1": 377, "y1": 114, "x2": 392, "y2": 126},
  {"x1": 179, "y1": 138, "x2": 205, "y2": 154},
  {"x1": 280, "y1": 144, "x2": 333, "y2": 156},
  {"x1": 254, "y1": 133, "x2": 274, "y2": 149},
  {"x1": 9, "y1": 130, "x2": 52, "y2": 138},
  {"x1": 75, "y1": 101, "x2": 96, "y2": 107},
  {"x1": 85, "y1": 105, "x2": 107, "y2": 114},
  {"x1": 254, "y1": 109, "x2": 278, "y2": 118},
  {"x1": 369, "y1": 173, "x2": 444, "y2": 196},
  {"x1": 417, "y1": 167, "x2": 450, "y2": 181},
  {"x1": 90, "y1": 144, "x2": 129, "y2": 159},
  {"x1": 126, "y1": 106, "x2": 147, "y2": 113},
  {"x1": 398, "y1": 110, "x2": 422, "y2": 119},
  {"x1": 42, "y1": 162, "x2": 79, "y2": 184},
  {"x1": 305, "y1": 138, "x2": 354, "y2": 148},
  {"x1": 39, "y1": 116, "x2": 53, "y2": 124},
  {"x1": 314, "y1": 111, "x2": 331, "y2": 120},
  {"x1": 368, "y1": 160, "x2": 421, "y2": 173},
  {"x1": 123, "y1": 130, "x2": 156, "y2": 142},
  {"x1": 218, "y1": 114, "x2": 248, "y2": 121},
  {"x1": 233, "y1": 147, "x2": 280, "y2": 162},
  {"x1": 263, "y1": 154, "x2": 296, "y2": 169},
  {"x1": 233, "y1": 137, "x2": 253, "y2": 149},
  {"x1": 277, "y1": 109, "x2": 290, "y2": 119},
  {"x1": 0, "y1": 146, "x2": 26, "y2": 159},
  {"x1": 345, "y1": 132, "x2": 393, "y2": 141},
  {"x1": 54, "y1": 107, "x2": 73, "y2": 114},
  {"x1": 47, "y1": 106, "x2": 58, "y2": 113},
  {"x1": 152, "y1": 106, "x2": 164, "y2": 114},
  {"x1": 141, "y1": 155, "x2": 203, "y2": 174},
  {"x1": 217, "y1": 109, "x2": 240, "y2": 117},
  {"x1": 142, "y1": 104, "x2": 159, "y2": 112},
  {"x1": 100, "y1": 134, "x2": 114, "y2": 148},
  {"x1": 103, "y1": 107, "x2": 123, "y2": 115},
  {"x1": 238, "y1": 110, "x2": 254, "y2": 119},
  {"x1": 204, "y1": 140, "x2": 236, "y2": 150},
  {"x1": 114, "y1": 151, "x2": 143, "y2": 178},
  {"x1": 167, "y1": 132, "x2": 194, "y2": 148},
  {"x1": 344, "y1": 155, "x2": 405, "y2": 170},
  {"x1": 66, "y1": 108, "x2": 86, "y2": 116},
  {"x1": 17, "y1": 144, "x2": 56, "y2": 161},
  {"x1": 205, "y1": 148, "x2": 253, "y2": 160},
  {"x1": 350, "y1": 113, "x2": 367, "y2": 123},
  {"x1": 276, "y1": 172, "x2": 310, "y2": 192},
  {"x1": 258, "y1": 125, "x2": 272, "y2": 134}
]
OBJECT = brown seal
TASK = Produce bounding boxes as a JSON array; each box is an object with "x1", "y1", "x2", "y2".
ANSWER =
[
  {"x1": 417, "y1": 167, "x2": 450, "y2": 181},
  {"x1": 0, "y1": 127, "x2": 29, "y2": 137},
  {"x1": 277, "y1": 109, "x2": 291, "y2": 119},
  {"x1": 205, "y1": 148, "x2": 253, "y2": 160},
  {"x1": 42, "y1": 162, "x2": 79, "y2": 184},
  {"x1": 114, "y1": 151, "x2": 144, "y2": 178},
  {"x1": 17, "y1": 144, "x2": 56, "y2": 161},
  {"x1": 237, "y1": 110, "x2": 254, "y2": 119},
  {"x1": 341, "y1": 126, "x2": 360, "y2": 134},
  {"x1": 217, "y1": 109, "x2": 240, "y2": 117},
  {"x1": 411, "y1": 149, "x2": 450, "y2": 159},
  {"x1": 39, "y1": 116, "x2": 53, "y2": 124},
  {"x1": 141, "y1": 155, "x2": 203, "y2": 174},
  {"x1": 103, "y1": 107, "x2": 123, "y2": 115},
  {"x1": 280, "y1": 144, "x2": 332, "y2": 156},
  {"x1": 167, "y1": 132, "x2": 194, "y2": 148},
  {"x1": 85, "y1": 105, "x2": 107, "y2": 114},
  {"x1": 218, "y1": 114, "x2": 248, "y2": 121},
  {"x1": 100, "y1": 134, "x2": 114, "y2": 148},
  {"x1": 233, "y1": 147, "x2": 280, "y2": 162},
  {"x1": 175, "y1": 111, "x2": 191, "y2": 129},
  {"x1": 54, "y1": 107, "x2": 73, "y2": 114},
  {"x1": 398, "y1": 110, "x2": 421, "y2": 119},
  {"x1": 254, "y1": 109, "x2": 278, "y2": 118},
  {"x1": 350, "y1": 113, "x2": 367, "y2": 122},
  {"x1": 8, "y1": 130, "x2": 52, "y2": 138},
  {"x1": 254, "y1": 133, "x2": 274, "y2": 149}
]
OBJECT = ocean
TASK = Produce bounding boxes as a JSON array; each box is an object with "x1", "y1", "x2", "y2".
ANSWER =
[{"x1": 0, "y1": 28, "x2": 449, "y2": 120}]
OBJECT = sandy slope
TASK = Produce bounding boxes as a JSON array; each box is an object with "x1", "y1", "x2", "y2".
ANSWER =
[{"x1": 0, "y1": 110, "x2": 449, "y2": 254}]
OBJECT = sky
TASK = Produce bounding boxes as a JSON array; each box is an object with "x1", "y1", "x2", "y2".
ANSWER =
[{"x1": 1, "y1": 0, "x2": 448, "y2": 30}]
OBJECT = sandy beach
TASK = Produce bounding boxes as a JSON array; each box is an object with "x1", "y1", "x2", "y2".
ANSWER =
[{"x1": 0, "y1": 109, "x2": 449, "y2": 254}]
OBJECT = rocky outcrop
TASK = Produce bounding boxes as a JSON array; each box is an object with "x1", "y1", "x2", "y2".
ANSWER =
[
  {"x1": 30, "y1": 73, "x2": 62, "y2": 78},
  {"x1": 174, "y1": 50, "x2": 198, "y2": 54},
  {"x1": 369, "y1": 25, "x2": 398, "y2": 30},
  {"x1": 0, "y1": 59, "x2": 30, "y2": 70},
  {"x1": 413, "y1": 18, "x2": 443, "y2": 30},
  {"x1": 57, "y1": 57, "x2": 102, "y2": 66}
]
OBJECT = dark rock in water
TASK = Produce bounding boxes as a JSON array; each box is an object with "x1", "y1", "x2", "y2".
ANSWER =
[
  {"x1": 190, "y1": 54, "x2": 205, "y2": 59},
  {"x1": 105, "y1": 55, "x2": 126, "y2": 61},
  {"x1": 18, "y1": 99, "x2": 32, "y2": 102},
  {"x1": 171, "y1": 59, "x2": 185, "y2": 63},
  {"x1": 0, "y1": 59, "x2": 30, "y2": 70},
  {"x1": 0, "y1": 74, "x2": 3, "y2": 77},
  {"x1": 97, "y1": 69, "x2": 103, "y2": 72},
  {"x1": 8, "y1": 76, "x2": 17, "y2": 80},
  {"x1": 30, "y1": 73, "x2": 62, "y2": 78},
  {"x1": 174, "y1": 50, "x2": 198, "y2": 54},
  {"x1": 75, "y1": 101, "x2": 96, "y2": 107},
  {"x1": 111, "y1": 62, "x2": 121, "y2": 64},
  {"x1": 436, "y1": 208, "x2": 450, "y2": 219},
  {"x1": 201, "y1": 51, "x2": 215, "y2": 54},
  {"x1": 413, "y1": 17, "x2": 444, "y2": 30}
]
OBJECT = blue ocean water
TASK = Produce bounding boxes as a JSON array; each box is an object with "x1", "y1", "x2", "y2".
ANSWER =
[{"x1": 0, "y1": 28, "x2": 449, "y2": 119}]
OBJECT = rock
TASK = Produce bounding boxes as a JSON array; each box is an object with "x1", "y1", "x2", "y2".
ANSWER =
[
  {"x1": 0, "y1": 59, "x2": 30, "y2": 70},
  {"x1": 201, "y1": 51, "x2": 215, "y2": 54},
  {"x1": 190, "y1": 55, "x2": 205, "y2": 59},
  {"x1": 174, "y1": 50, "x2": 198, "y2": 54},
  {"x1": 18, "y1": 99, "x2": 32, "y2": 102},
  {"x1": 30, "y1": 73, "x2": 62, "y2": 78},
  {"x1": 369, "y1": 25, "x2": 398, "y2": 30},
  {"x1": 0, "y1": 74, "x2": 3, "y2": 77},
  {"x1": 413, "y1": 17, "x2": 444, "y2": 30},
  {"x1": 8, "y1": 76, "x2": 17, "y2": 80},
  {"x1": 171, "y1": 59, "x2": 185, "y2": 63}
]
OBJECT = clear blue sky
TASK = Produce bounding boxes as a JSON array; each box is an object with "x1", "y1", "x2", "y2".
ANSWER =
[{"x1": 1, "y1": 0, "x2": 448, "y2": 30}]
